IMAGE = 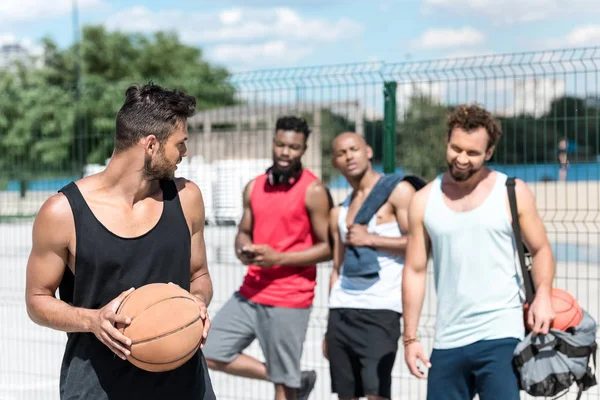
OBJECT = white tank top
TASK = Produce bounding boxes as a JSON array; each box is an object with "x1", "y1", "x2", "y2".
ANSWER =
[
  {"x1": 423, "y1": 171, "x2": 525, "y2": 349},
  {"x1": 328, "y1": 196, "x2": 404, "y2": 313}
]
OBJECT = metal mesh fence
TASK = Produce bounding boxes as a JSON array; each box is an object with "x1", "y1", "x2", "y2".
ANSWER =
[{"x1": 1, "y1": 46, "x2": 600, "y2": 399}]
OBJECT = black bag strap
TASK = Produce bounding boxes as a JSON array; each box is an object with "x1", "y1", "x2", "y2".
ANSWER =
[
  {"x1": 506, "y1": 177, "x2": 536, "y2": 304},
  {"x1": 576, "y1": 342, "x2": 597, "y2": 400},
  {"x1": 402, "y1": 175, "x2": 427, "y2": 191}
]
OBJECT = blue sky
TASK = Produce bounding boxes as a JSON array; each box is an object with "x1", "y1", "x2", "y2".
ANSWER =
[{"x1": 1, "y1": 0, "x2": 599, "y2": 72}]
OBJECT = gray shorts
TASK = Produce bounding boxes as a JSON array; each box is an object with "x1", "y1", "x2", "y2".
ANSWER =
[{"x1": 204, "y1": 292, "x2": 311, "y2": 388}]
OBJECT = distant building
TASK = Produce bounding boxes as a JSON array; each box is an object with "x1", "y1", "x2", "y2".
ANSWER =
[
  {"x1": 513, "y1": 78, "x2": 566, "y2": 117},
  {"x1": 186, "y1": 101, "x2": 364, "y2": 179},
  {"x1": 0, "y1": 43, "x2": 29, "y2": 69}
]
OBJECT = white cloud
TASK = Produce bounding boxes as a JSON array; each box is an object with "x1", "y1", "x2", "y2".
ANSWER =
[
  {"x1": 210, "y1": 40, "x2": 312, "y2": 67},
  {"x1": 422, "y1": 0, "x2": 593, "y2": 24},
  {"x1": 219, "y1": 8, "x2": 243, "y2": 25},
  {"x1": 105, "y1": 6, "x2": 363, "y2": 44},
  {"x1": 411, "y1": 27, "x2": 485, "y2": 49},
  {"x1": 0, "y1": 33, "x2": 18, "y2": 46},
  {"x1": 103, "y1": 6, "x2": 166, "y2": 33},
  {"x1": 539, "y1": 24, "x2": 600, "y2": 50},
  {"x1": 566, "y1": 25, "x2": 600, "y2": 46},
  {"x1": 104, "y1": 6, "x2": 363, "y2": 68},
  {"x1": 215, "y1": 0, "x2": 351, "y2": 4},
  {"x1": 0, "y1": 0, "x2": 102, "y2": 22},
  {"x1": 443, "y1": 49, "x2": 496, "y2": 59}
]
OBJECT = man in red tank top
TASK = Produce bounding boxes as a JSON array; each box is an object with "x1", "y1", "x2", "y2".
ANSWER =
[{"x1": 204, "y1": 116, "x2": 332, "y2": 400}]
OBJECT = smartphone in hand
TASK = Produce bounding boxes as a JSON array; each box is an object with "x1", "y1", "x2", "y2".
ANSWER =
[{"x1": 241, "y1": 249, "x2": 255, "y2": 258}]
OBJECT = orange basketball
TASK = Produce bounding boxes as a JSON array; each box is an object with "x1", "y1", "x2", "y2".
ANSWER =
[
  {"x1": 116, "y1": 283, "x2": 204, "y2": 372},
  {"x1": 550, "y1": 287, "x2": 583, "y2": 331}
]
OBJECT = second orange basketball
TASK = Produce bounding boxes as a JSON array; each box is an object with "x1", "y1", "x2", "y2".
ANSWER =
[
  {"x1": 550, "y1": 287, "x2": 583, "y2": 332},
  {"x1": 116, "y1": 283, "x2": 204, "y2": 372}
]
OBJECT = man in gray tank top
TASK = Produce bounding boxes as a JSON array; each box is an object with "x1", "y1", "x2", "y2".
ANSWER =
[{"x1": 401, "y1": 104, "x2": 556, "y2": 400}]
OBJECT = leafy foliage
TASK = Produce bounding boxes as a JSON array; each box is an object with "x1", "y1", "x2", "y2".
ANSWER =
[{"x1": 0, "y1": 26, "x2": 236, "y2": 181}]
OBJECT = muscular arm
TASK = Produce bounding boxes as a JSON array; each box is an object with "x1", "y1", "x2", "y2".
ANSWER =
[
  {"x1": 515, "y1": 179, "x2": 555, "y2": 297},
  {"x1": 25, "y1": 195, "x2": 95, "y2": 332},
  {"x1": 276, "y1": 181, "x2": 333, "y2": 266},
  {"x1": 235, "y1": 179, "x2": 255, "y2": 255},
  {"x1": 364, "y1": 181, "x2": 416, "y2": 257},
  {"x1": 328, "y1": 206, "x2": 343, "y2": 294},
  {"x1": 178, "y1": 179, "x2": 213, "y2": 307},
  {"x1": 401, "y1": 187, "x2": 432, "y2": 340}
]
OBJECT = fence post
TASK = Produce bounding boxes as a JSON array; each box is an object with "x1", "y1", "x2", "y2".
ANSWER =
[{"x1": 383, "y1": 81, "x2": 397, "y2": 174}]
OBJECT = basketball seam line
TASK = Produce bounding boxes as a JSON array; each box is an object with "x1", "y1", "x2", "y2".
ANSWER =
[
  {"x1": 131, "y1": 314, "x2": 202, "y2": 345},
  {"x1": 564, "y1": 308, "x2": 583, "y2": 329},
  {"x1": 116, "y1": 290, "x2": 134, "y2": 315},
  {"x1": 126, "y1": 296, "x2": 196, "y2": 324},
  {"x1": 130, "y1": 339, "x2": 202, "y2": 365}
]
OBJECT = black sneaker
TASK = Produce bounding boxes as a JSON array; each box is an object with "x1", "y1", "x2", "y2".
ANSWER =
[{"x1": 296, "y1": 370, "x2": 317, "y2": 400}]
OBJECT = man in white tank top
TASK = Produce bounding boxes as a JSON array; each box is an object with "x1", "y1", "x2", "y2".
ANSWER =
[
  {"x1": 402, "y1": 104, "x2": 556, "y2": 400},
  {"x1": 324, "y1": 132, "x2": 420, "y2": 400}
]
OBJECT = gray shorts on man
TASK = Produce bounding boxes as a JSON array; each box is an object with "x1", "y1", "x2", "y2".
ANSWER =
[{"x1": 204, "y1": 292, "x2": 311, "y2": 388}]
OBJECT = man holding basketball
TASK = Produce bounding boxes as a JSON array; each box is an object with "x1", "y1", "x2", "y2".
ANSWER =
[
  {"x1": 25, "y1": 83, "x2": 215, "y2": 399},
  {"x1": 324, "y1": 132, "x2": 423, "y2": 400},
  {"x1": 402, "y1": 104, "x2": 556, "y2": 400},
  {"x1": 204, "y1": 116, "x2": 332, "y2": 400}
]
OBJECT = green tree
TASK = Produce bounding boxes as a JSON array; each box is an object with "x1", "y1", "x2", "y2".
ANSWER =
[
  {"x1": 319, "y1": 109, "x2": 356, "y2": 184},
  {"x1": 396, "y1": 95, "x2": 450, "y2": 180},
  {"x1": 494, "y1": 96, "x2": 599, "y2": 165},
  {"x1": 393, "y1": 93, "x2": 600, "y2": 181},
  {"x1": 0, "y1": 25, "x2": 236, "y2": 186},
  {"x1": 0, "y1": 62, "x2": 76, "y2": 183},
  {"x1": 543, "y1": 96, "x2": 598, "y2": 162}
]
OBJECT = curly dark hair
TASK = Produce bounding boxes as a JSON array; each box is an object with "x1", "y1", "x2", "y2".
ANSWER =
[
  {"x1": 114, "y1": 82, "x2": 196, "y2": 153},
  {"x1": 275, "y1": 115, "x2": 311, "y2": 139},
  {"x1": 447, "y1": 104, "x2": 502, "y2": 149}
]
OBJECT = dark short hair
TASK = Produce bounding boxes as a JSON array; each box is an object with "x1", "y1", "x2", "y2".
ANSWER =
[
  {"x1": 114, "y1": 82, "x2": 196, "y2": 153},
  {"x1": 447, "y1": 104, "x2": 502, "y2": 149},
  {"x1": 275, "y1": 116, "x2": 311, "y2": 139}
]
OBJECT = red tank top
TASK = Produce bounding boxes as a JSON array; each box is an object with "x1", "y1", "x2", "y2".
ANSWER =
[{"x1": 238, "y1": 169, "x2": 318, "y2": 308}]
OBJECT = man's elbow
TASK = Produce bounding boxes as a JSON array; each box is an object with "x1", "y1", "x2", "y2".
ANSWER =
[
  {"x1": 235, "y1": 230, "x2": 252, "y2": 245},
  {"x1": 312, "y1": 241, "x2": 332, "y2": 263},
  {"x1": 205, "y1": 282, "x2": 214, "y2": 306},
  {"x1": 530, "y1": 242, "x2": 553, "y2": 258},
  {"x1": 404, "y1": 262, "x2": 427, "y2": 276},
  {"x1": 322, "y1": 244, "x2": 333, "y2": 262},
  {"x1": 26, "y1": 301, "x2": 35, "y2": 323},
  {"x1": 531, "y1": 245, "x2": 555, "y2": 272},
  {"x1": 25, "y1": 294, "x2": 45, "y2": 326}
]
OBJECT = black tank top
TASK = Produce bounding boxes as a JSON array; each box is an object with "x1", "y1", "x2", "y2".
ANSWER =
[{"x1": 57, "y1": 180, "x2": 215, "y2": 400}]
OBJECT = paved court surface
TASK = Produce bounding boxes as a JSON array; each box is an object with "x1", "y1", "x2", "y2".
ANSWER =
[{"x1": 1, "y1": 222, "x2": 598, "y2": 400}]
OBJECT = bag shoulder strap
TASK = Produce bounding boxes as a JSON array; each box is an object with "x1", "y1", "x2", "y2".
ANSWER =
[
  {"x1": 506, "y1": 177, "x2": 536, "y2": 304},
  {"x1": 402, "y1": 175, "x2": 427, "y2": 191}
]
